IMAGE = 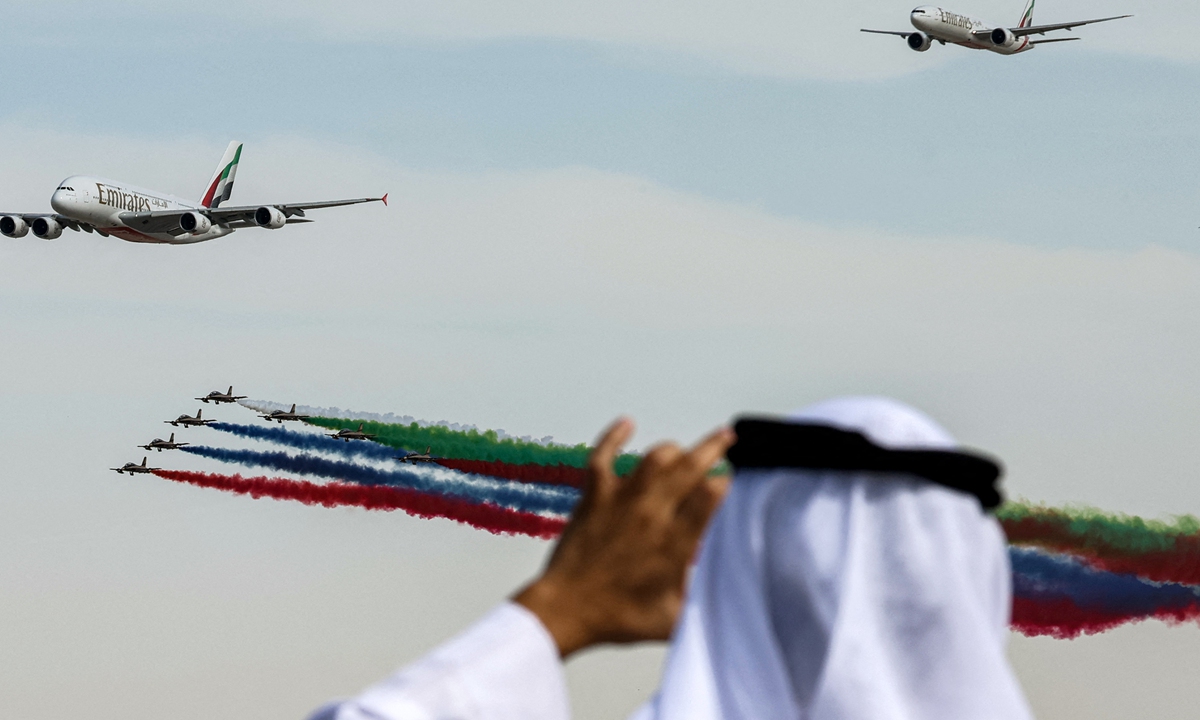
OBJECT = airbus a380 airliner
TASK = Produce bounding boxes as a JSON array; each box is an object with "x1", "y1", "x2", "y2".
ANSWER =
[
  {"x1": 0, "y1": 142, "x2": 385, "y2": 244},
  {"x1": 863, "y1": 0, "x2": 1130, "y2": 55}
]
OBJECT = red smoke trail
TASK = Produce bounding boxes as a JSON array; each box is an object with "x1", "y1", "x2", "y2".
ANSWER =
[
  {"x1": 1003, "y1": 515, "x2": 1200, "y2": 586},
  {"x1": 152, "y1": 470, "x2": 567, "y2": 539},
  {"x1": 435, "y1": 458, "x2": 588, "y2": 488},
  {"x1": 1012, "y1": 596, "x2": 1200, "y2": 639}
]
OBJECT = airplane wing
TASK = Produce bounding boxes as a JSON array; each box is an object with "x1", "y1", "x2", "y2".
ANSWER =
[
  {"x1": 1029, "y1": 37, "x2": 1080, "y2": 45},
  {"x1": 5, "y1": 213, "x2": 108, "y2": 236},
  {"x1": 1010, "y1": 15, "x2": 1131, "y2": 37},
  {"x1": 861, "y1": 29, "x2": 913, "y2": 37},
  {"x1": 119, "y1": 197, "x2": 384, "y2": 235}
]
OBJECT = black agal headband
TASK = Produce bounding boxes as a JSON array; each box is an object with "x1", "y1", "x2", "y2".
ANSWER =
[{"x1": 727, "y1": 417, "x2": 1004, "y2": 510}]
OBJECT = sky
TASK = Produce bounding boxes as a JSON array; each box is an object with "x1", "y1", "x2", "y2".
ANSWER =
[{"x1": 2, "y1": 0, "x2": 1200, "y2": 718}]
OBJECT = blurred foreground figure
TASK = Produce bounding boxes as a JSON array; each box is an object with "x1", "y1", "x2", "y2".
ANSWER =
[
  {"x1": 634, "y1": 397, "x2": 1033, "y2": 720},
  {"x1": 311, "y1": 397, "x2": 1034, "y2": 720}
]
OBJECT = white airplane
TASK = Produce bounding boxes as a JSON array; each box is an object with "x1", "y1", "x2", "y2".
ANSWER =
[
  {"x1": 0, "y1": 142, "x2": 386, "y2": 244},
  {"x1": 863, "y1": 0, "x2": 1130, "y2": 55}
]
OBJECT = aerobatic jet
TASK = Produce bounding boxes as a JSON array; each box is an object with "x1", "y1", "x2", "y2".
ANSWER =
[
  {"x1": 0, "y1": 142, "x2": 386, "y2": 244},
  {"x1": 140, "y1": 433, "x2": 190, "y2": 452},
  {"x1": 397, "y1": 447, "x2": 436, "y2": 464},
  {"x1": 196, "y1": 386, "x2": 247, "y2": 405},
  {"x1": 862, "y1": 1, "x2": 1130, "y2": 54},
  {"x1": 259, "y1": 403, "x2": 311, "y2": 424},
  {"x1": 111, "y1": 457, "x2": 160, "y2": 475},
  {"x1": 166, "y1": 409, "x2": 215, "y2": 428},
  {"x1": 327, "y1": 424, "x2": 378, "y2": 442}
]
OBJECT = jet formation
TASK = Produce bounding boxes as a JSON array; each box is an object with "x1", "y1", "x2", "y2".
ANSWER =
[
  {"x1": 863, "y1": 0, "x2": 1130, "y2": 55},
  {"x1": 112, "y1": 391, "x2": 443, "y2": 474},
  {"x1": 0, "y1": 142, "x2": 385, "y2": 245}
]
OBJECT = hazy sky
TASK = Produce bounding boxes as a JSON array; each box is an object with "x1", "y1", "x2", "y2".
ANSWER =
[{"x1": 3, "y1": 1, "x2": 1200, "y2": 718}]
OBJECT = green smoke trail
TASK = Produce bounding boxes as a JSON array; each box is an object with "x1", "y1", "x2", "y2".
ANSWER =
[
  {"x1": 305, "y1": 416, "x2": 641, "y2": 475},
  {"x1": 999, "y1": 499, "x2": 1200, "y2": 586},
  {"x1": 998, "y1": 500, "x2": 1200, "y2": 555}
]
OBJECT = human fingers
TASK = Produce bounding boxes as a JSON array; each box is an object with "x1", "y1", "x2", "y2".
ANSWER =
[
  {"x1": 621, "y1": 442, "x2": 685, "y2": 497},
  {"x1": 673, "y1": 475, "x2": 731, "y2": 551},
  {"x1": 586, "y1": 417, "x2": 635, "y2": 499},
  {"x1": 647, "y1": 427, "x2": 735, "y2": 504}
]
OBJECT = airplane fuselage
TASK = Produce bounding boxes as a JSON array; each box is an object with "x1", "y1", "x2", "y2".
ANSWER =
[
  {"x1": 143, "y1": 440, "x2": 187, "y2": 451},
  {"x1": 265, "y1": 414, "x2": 308, "y2": 423},
  {"x1": 910, "y1": 6, "x2": 1032, "y2": 54},
  {"x1": 50, "y1": 176, "x2": 232, "y2": 245}
]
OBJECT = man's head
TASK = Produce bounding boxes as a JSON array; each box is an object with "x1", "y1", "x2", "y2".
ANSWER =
[{"x1": 644, "y1": 397, "x2": 1033, "y2": 720}]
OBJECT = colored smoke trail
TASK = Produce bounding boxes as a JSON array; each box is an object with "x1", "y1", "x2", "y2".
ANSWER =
[
  {"x1": 210, "y1": 422, "x2": 398, "y2": 463},
  {"x1": 1009, "y1": 547, "x2": 1200, "y2": 638},
  {"x1": 303, "y1": 416, "x2": 641, "y2": 475},
  {"x1": 179, "y1": 445, "x2": 579, "y2": 516},
  {"x1": 151, "y1": 470, "x2": 566, "y2": 539},
  {"x1": 435, "y1": 458, "x2": 588, "y2": 489},
  {"x1": 999, "y1": 501, "x2": 1200, "y2": 586},
  {"x1": 240, "y1": 400, "x2": 561, "y2": 445},
  {"x1": 213, "y1": 422, "x2": 587, "y2": 488}
]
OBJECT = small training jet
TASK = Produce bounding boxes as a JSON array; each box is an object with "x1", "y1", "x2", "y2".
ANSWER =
[
  {"x1": 862, "y1": 0, "x2": 1130, "y2": 55},
  {"x1": 196, "y1": 386, "x2": 247, "y2": 405},
  {"x1": 111, "y1": 457, "x2": 160, "y2": 475},
  {"x1": 140, "y1": 433, "x2": 190, "y2": 452},
  {"x1": 259, "y1": 403, "x2": 311, "y2": 424},
  {"x1": 0, "y1": 141, "x2": 386, "y2": 245},
  {"x1": 397, "y1": 447, "x2": 436, "y2": 464},
  {"x1": 327, "y1": 423, "x2": 377, "y2": 442},
  {"x1": 166, "y1": 408, "x2": 215, "y2": 428}
]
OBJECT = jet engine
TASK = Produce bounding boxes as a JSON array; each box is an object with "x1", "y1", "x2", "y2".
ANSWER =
[
  {"x1": 32, "y1": 217, "x2": 63, "y2": 240},
  {"x1": 991, "y1": 27, "x2": 1016, "y2": 46},
  {"x1": 907, "y1": 32, "x2": 933, "y2": 52},
  {"x1": 179, "y1": 211, "x2": 212, "y2": 234},
  {"x1": 254, "y1": 206, "x2": 287, "y2": 229},
  {"x1": 0, "y1": 215, "x2": 29, "y2": 238}
]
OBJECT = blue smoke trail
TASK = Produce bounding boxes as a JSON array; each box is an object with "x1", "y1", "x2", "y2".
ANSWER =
[
  {"x1": 210, "y1": 422, "x2": 400, "y2": 462},
  {"x1": 1010, "y1": 547, "x2": 1200, "y2": 615},
  {"x1": 180, "y1": 445, "x2": 578, "y2": 516}
]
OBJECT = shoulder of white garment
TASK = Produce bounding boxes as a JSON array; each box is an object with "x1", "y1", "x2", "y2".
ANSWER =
[{"x1": 316, "y1": 602, "x2": 570, "y2": 720}]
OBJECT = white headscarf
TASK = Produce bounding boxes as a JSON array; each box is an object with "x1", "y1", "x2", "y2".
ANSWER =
[{"x1": 633, "y1": 397, "x2": 1033, "y2": 720}]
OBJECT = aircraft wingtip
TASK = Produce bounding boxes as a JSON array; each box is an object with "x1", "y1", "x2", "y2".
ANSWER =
[{"x1": 382, "y1": 193, "x2": 389, "y2": 207}]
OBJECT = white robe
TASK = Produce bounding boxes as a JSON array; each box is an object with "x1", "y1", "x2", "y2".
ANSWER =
[
  {"x1": 313, "y1": 602, "x2": 569, "y2": 720},
  {"x1": 312, "y1": 397, "x2": 1034, "y2": 720}
]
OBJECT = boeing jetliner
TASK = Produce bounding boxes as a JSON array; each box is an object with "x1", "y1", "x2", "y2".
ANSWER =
[
  {"x1": 0, "y1": 142, "x2": 386, "y2": 244},
  {"x1": 863, "y1": 0, "x2": 1130, "y2": 55}
]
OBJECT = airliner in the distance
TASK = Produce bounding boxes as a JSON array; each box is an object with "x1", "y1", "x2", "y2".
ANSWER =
[
  {"x1": 863, "y1": 0, "x2": 1130, "y2": 55},
  {"x1": 0, "y1": 142, "x2": 386, "y2": 244}
]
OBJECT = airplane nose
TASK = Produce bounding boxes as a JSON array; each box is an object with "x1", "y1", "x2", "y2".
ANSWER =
[{"x1": 50, "y1": 188, "x2": 74, "y2": 214}]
